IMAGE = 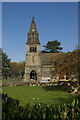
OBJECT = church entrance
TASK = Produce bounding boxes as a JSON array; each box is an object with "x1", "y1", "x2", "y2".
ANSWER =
[{"x1": 30, "y1": 70, "x2": 37, "y2": 80}]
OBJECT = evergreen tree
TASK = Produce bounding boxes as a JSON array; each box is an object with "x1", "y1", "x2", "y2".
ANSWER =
[
  {"x1": 2, "y1": 51, "x2": 11, "y2": 79},
  {"x1": 41, "y1": 40, "x2": 63, "y2": 53},
  {"x1": 0, "y1": 48, "x2": 2, "y2": 79}
]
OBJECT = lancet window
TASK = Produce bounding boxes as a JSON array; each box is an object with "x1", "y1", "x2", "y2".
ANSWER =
[{"x1": 30, "y1": 47, "x2": 37, "y2": 52}]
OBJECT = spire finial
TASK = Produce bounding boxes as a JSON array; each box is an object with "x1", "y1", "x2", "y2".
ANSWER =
[{"x1": 32, "y1": 16, "x2": 34, "y2": 20}]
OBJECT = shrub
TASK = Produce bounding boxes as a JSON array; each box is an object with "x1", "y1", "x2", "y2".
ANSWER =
[{"x1": 2, "y1": 94, "x2": 80, "y2": 120}]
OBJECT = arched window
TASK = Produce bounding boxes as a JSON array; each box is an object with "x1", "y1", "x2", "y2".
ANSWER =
[
  {"x1": 35, "y1": 47, "x2": 37, "y2": 52},
  {"x1": 33, "y1": 47, "x2": 34, "y2": 52},
  {"x1": 30, "y1": 47, "x2": 37, "y2": 52},
  {"x1": 30, "y1": 47, "x2": 31, "y2": 52}
]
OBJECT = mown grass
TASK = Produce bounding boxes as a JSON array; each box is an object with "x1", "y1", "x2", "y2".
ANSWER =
[
  {"x1": 2, "y1": 79, "x2": 23, "y2": 82},
  {"x1": 2, "y1": 85, "x2": 75, "y2": 106}
]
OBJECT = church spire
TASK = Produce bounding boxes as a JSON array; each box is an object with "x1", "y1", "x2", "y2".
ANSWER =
[
  {"x1": 29, "y1": 17, "x2": 37, "y2": 32},
  {"x1": 27, "y1": 17, "x2": 40, "y2": 44}
]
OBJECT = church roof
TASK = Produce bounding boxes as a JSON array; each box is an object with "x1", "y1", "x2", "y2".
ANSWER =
[{"x1": 40, "y1": 53, "x2": 62, "y2": 65}]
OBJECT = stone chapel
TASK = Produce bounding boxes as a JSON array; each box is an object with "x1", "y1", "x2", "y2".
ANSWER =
[{"x1": 24, "y1": 17, "x2": 60, "y2": 82}]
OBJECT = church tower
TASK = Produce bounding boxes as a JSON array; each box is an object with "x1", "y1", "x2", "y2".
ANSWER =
[{"x1": 24, "y1": 17, "x2": 41, "y2": 81}]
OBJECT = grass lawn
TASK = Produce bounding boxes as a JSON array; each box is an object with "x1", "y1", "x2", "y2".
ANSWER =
[
  {"x1": 2, "y1": 85, "x2": 76, "y2": 106},
  {"x1": 2, "y1": 79, "x2": 23, "y2": 82}
]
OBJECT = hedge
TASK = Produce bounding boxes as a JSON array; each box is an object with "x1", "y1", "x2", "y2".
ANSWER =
[{"x1": 2, "y1": 94, "x2": 80, "y2": 120}]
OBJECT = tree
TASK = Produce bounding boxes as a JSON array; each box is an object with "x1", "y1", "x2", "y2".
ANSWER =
[
  {"x1": 53, "y1": 50, "x2": 80, "y2": 79},
  {"x1": 10, "y1": 61, "x2": 25, "y2": 79},
  {"x1": 41, "y1": 40, "x2": 63, "y2": 53},
  {"x1": 18, "y1": 61, "x2": 25, "y2": 79},
  {"x1": 0, "y1": 48, "x2": 2, "y2": 79},
  {"x1": 10, "y1": 62, "x2": 18, "y2": 78},
  {"x1": 2, "y1": 51, "x2": 11, "y2": 79},
  {"x1": 19, "y1": 69, "x2": 25, "y2": 79},
  {"x1": 40, "y1": 50, "x2": 48, "y2": 53}
]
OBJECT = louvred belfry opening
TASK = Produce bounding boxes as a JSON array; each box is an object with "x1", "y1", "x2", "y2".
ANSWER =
[{"x1": 27, "y1": 17, "x2": 40, "y2": 44}]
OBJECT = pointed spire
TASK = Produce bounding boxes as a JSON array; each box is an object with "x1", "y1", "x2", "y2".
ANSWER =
[
  {"x1": 27, "y1": 17, "x2": 40, "y2": 44},
  {"x1": 29, "y1": 17, "x2": 37, "y2": 32}
]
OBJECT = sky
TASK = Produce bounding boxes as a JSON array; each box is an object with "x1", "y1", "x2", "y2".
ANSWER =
[{"x1": 2, "y1": 2, "x2": 78, "y2": 62}]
